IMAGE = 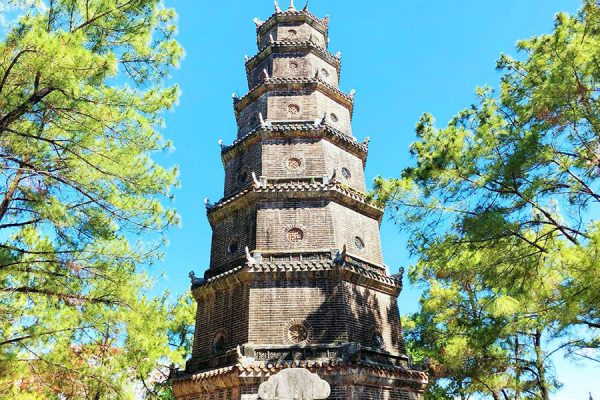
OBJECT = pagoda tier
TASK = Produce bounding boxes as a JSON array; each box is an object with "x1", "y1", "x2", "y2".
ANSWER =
[{"x1": 174, "y1": 3, "x2": 428, "y2": 399}]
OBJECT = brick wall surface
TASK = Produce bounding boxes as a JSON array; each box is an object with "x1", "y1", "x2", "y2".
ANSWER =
[
  {"x1": 329, "y1": 202, "x2": 383, "y2": 265},
  {"x1": 179, "y1": 382, "x2": 424, "y2": 400},
  {"x1": 210, "y1": 206, "x2": 257, "y2": 268},
  {"x1": 261, "y1": 138, "x2": 324, "y2": 178},
  {"x1": 191, "y1": 283, "x2": 250, "y2": 360},
  {"x1": 248, "y1": 280, "x2": 347, "y2": 345},
  {"x1": 255, "y1": 199, "x2": 335, "y2": 252},
  {"x1": 258, "y1": 22, "x2": 327, "y2": 50},
  {"x1": 248, "y1": 52, "x2": 339, "y2": 88},
  {"x1": 236, "y1": 91, "x2": 352, "y2": 138},
  {"x1": 321, "y1": 140, "x2": 366, "y2": 192},
  {"x1": 223, "y1": 142, "x2": 262, "y2": 197},
  {"x1": 343, "y1": 282, "x2": 405, "y2": 354}
]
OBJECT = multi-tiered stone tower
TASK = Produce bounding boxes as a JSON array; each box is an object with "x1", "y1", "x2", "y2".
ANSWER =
[{"x1": 174, "y1": 2, "x2": 428, "y2": 399}]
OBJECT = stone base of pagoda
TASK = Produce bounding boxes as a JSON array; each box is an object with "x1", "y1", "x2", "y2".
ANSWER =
[{"x1": 173, "y1": 360, "x2": 427, "y2": 400}]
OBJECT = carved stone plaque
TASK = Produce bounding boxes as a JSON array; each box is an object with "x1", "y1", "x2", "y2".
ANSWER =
[{"x1": 258, "y1": 368, "x2": 330, "y2": 400}]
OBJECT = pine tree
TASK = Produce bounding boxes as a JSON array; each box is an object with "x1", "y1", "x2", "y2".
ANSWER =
[
  {"x1": 0, "y1": 1, "x2": 192, "y2": 398},
  {"x1": 374, "y1": 1, "x2": 600, "y2": 398}
]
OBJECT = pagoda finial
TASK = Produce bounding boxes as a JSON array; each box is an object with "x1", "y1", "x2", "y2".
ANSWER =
[
  {"x1": 274, "y1": 1, "x2": 281, "y2": 13},
  {"x1": 288, "y1": 0, "x2": 296, "y2": 11},
  {"x1": 253, "y1": 17, "x2": 264, "y2": 27},
  {"x1": 303, "y1": 1, "x2": 309, "y2": 12}
]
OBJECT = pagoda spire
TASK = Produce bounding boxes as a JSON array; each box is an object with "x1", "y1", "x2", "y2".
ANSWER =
[
  {"x1": 303, "y1": 1, "x2": 309, "y2": 12},
  {"x1": 288, "y1": 0, "x2": 296, "y2": 11},
  {"x1": 274, "y1": 1, "x2": 281, "y2": 13}
]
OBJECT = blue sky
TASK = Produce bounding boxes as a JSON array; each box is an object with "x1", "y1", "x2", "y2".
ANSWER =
[{"x1": 155, "y1": 1, "x2": 598, "y2": 398}]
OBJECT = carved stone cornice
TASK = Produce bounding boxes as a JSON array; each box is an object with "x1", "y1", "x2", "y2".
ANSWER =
[
  {"x1": 255, "y1": 10, "x2": 330, "y2": 46},
  {"x1": 246, "y1": 41, "x2": 341, "y2": 80},
  {"x1": 192, "y1": 255, "x2": 401, "y2": 300},
  {"x1": 206, "y1": 180, "x2": 383, "y2": 226},
  {"x1": 173, "y1": 360, "x2": 428, "y2": 398},
  {"x1": 221, "y1": 123, "x2": 369, "y2": 166},
  {"x1": 234, "y1": 77, "x2": 354, "y2": 116}
]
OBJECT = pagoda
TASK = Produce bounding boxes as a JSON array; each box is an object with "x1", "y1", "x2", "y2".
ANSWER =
[{"x1": 173, "y1": 2, "x2": 428, "y2": 399}]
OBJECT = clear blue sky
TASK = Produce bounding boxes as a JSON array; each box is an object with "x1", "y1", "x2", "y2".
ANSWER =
[{"x1": 153, "y1": 1, "x2": 597, "y2": 398}]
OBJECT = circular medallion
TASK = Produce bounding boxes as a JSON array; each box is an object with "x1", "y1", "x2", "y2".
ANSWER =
[
  {"x1": 341, "y1": 167, "x2": 351, "y2": 179},
  {"x1": 287, "y1": 104, "x2": 300, "y2": 116},
  {"x1": 288, "y1": 324, "x2": 309, "y2": 344},
  {"x1": 286, "y1": 157, "x2": 302, "y2": 171},
  {"x1": 354, "y1": 236, "x2": 365, "y2": 251},
  {"x1": 321, "y1": 68, "x2": 329, "y2": 77},
  {"x1": 289, "y1": 60, "x2": 299, "y2": 70},
  {"x1": 287, "y1": 29, "x2": 297, "y2": 38},
  {"x1": 287, "y1": 228, "x2": 304, "y2": 243},
  {"x1": 330, "y1": 113, "x2": 339, "y2": 123}
]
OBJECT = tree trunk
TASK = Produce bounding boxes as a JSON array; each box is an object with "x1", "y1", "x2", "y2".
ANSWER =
[
  {"x1": 0, "y1": 167, "x2": 24, "y2": 223},
  {"x1": 534, "y1": 329, "x2": 550, "y2": 400}
]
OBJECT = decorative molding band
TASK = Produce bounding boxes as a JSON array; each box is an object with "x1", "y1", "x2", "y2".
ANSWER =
[
  {"x1": 246, "y1": 41, "x2": 341, "y2": 79},
  {"x1": 234, "y1": 77, "x2": 354, "y2": 115},
  {"x1": 256, "y1": 10, "x2": 330, "y2": 42},
  {"x1": 206, "y1": 181, "x2": 382, "y2": 225},
  {"x1": 173, "y1": 360, "x2": 428, "y2": 398},
  {"x1": 221, "y1": 123, "x2": 369, "y2": 166}
]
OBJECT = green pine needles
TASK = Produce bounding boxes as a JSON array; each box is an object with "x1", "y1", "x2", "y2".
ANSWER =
[
  {"x1": 0, "y1": 1, "x2": 193, "y2": 398},
  {"x1": 375, "y1": 1, "x2": 600, "y2": 399}
]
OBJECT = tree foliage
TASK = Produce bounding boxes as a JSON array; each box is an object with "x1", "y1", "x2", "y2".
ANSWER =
[
  {"x1": 375, "y1": 2, "x2": 599, "y2": 399},
  {"x1": 0, "y1": 0, "x2": 193, "y2": 398}
]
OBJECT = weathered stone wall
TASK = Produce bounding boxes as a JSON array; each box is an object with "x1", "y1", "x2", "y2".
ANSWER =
[
  {"x1": 247, "y1": 280, "x2": 347, "y2": 345},
  {"x1": 255, "y1": 199, "x2": 335, "y2": 252},
  {"x1": 236, "y1": 91, "x2": 352, "y2": 138},
  {"x1": 321, "y1": 140, "x2": 365, "y2": 191},
  {"x1": 258, "y1": 22, "x2": 327, "y2": 50},
  {"x1": 177, "y1": 381, "x2": 425, "y2": 400},
  {"x1": 209, "y1": 206, "x2": 257, "y2": 268},
  {"x1": 223, "y1": 142, "x2": 262, "y2": 197},
  {"x1": 329, "y1": 202, "x2": 383, "y2": 265},
  {"x1": 261, "y1": 138, "x2": 325, "y2": 178},
  {"x1": 247, "y1": 53, "x2": 339, "y2": 88},
  {"x1": 191, "y1": 283, "x2": 250, "y2": 361},
  {"x1": 343, "y1": 282, "x2": 405, "y2": 354}
]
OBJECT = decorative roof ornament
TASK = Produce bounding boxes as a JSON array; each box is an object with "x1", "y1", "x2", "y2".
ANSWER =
[
  {"x1": 259, "y1": 112, "x2": 270, "y2": 128},
  {"x1": 329, "y1": 169, "x2": 337, "y2": 184},
  {"x1": 335, "y1": 51, "x2": 342, "y2": 58},
  {"x1": 204, "y1": 198, "x2": 212, "y2": 209},
  {"x1": 253, "y1": 17, "x2": 264, "y2": 27},
  {"x1": 391, "y1": 266, "x2": 404, "y2": 282},
  {"x1": 245, "y1": 246, "x2": 257, "y2": 265},
  {"x1": 232, "y1": 92, "x2": 239, "y2": 101},
  {"x1": 362, "y1": 136, "x2": 371, "y2": 146},
  {"x1": 303, "y1": 1, "x2": 309, "y2": 12},
  {"x1": 244, "y1": 54, "x2": 250, "y2": 62},
  {"x1": 251, "y1": 171, "x2": 262, "y2": 188},
  {"x1": 320, "y1": 112, "x2": 327, "y2": 126},
  {"x1": 333, "y1": 244, "x2": 347, "y2": 265},
  {"x1": 262, "y1": 68, "x2": 270, "y2": 80},
  {"x1": 269, "y1": 33, "x2": 275, "y2": 44},
  {"x1": 274, "y1": 1, "x2": 282, "y2": 13},
  {"x1": 349, "y1": 89, "x2": 356, "y2": 98},
  {"x1": 189, "y1": 271, "x2": 204, "y2": 286},
  {"x1": 218, "y1": 139, "x2": 226, "y2": 150},
  {"x1": 288, "y1": 0, "x2": 296, "y2": 11},
  {"x1": 323, "y1": 16, "x2": 330, "y2": 27}
]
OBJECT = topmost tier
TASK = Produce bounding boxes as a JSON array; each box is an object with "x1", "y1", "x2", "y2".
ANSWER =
[{"x1": 254, "y1": 2, "x2": 330, "y2": 50}]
